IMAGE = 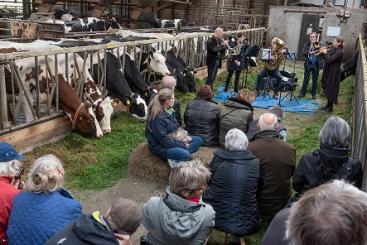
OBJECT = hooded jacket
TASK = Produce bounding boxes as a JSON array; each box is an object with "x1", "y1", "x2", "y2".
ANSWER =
[
  {"x1": 219, "y1": 98, "x2": 253, "y2": 147},
  {"x1": 143, "y1": 188, "x2": 215, "y2": 245},
  {"x1": 46, "y1": 211, "x2": 118, "y2": 245},
  {"x1": 203, "y1": 149, "x2": 260, "y2": 236},
  {"x1": 293, "y1": 143, "x2": 362, "y2": 195}
]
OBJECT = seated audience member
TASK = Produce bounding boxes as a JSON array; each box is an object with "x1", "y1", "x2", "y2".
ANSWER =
[
  {"x1": 219, "y1": 88, "x2": 255, "y2": 147},
  {"x1": 286, "y1": 180, "x2": 367, "y2": 245},
  {"x1": 0, "y1": 143, "x2": 25, "y2": 245},
  {"x1": 7, "y1": 154, "x2": 82, "y2": 245},
  {"x1": 247, "y1": 105, "x2": 287, "y2": 141},
  {"x1": 146, "y1": 88, "x2": 203, "y2": 165},
  {"x1": 184, "y1": 85, "x2": 220, "y2": 146},
  {"x1": 292, "y1": 116, "x2": 362, "y2": 198},
  {"x1": 46, "y1": 198, "x2": 142, "y2": 245},
  {"x1": 143, "y1": 160, "x2": 215, "y2": 245},
  {"x1": 261, "y1": 208, "x2": 290, "y2": 245},
  {"x1": 160, "y1": 76, "x2": 182, "y2": 125},
  {"x1": 203, "y1": 129, "x2": 260, "y2": 242},
  {"x1": 248, "y1": 112, "x2": 296, "y2": 220}
]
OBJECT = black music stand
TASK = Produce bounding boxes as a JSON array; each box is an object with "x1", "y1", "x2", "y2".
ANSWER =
[
  {"x1": 241, "y1": 45, "x2": 260, "y2": 89},
  {"x1": 278, "y1": 51, "x2": 299, "y2": 106},
  {"x1": 256, "y1": 48, "x2": 273, "y2": 99}
]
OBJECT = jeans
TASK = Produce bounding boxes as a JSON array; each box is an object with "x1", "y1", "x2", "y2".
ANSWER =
[
  {"x1": 224, "y1": 70, "x2": 241, "y2": 92},
  {"x1": 166, "y1": 136, "x2": 203, "y2": 162},
  {"x1": 256, "y1": 68, "x2": 282, "y2": 92},
  {"x1": 300, "y1": 62, "x2": 319, "y2": 97},
  {"x1": 206, "y1": 60, "x2": 220, "y2": 86}
]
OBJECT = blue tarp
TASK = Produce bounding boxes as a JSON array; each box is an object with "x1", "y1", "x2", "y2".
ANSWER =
[{"x1": 213, "y1": 85, "x2": 321, "y2": 114}]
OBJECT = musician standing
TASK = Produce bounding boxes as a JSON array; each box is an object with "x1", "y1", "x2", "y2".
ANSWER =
[
  {"x1": 319, "y1": 36, "x2": 344, "y2": 112},
  {"x1": 255, "y1": 37, "x2": 287, "y2": 99},
  {"x1": 299, "y1": 32, "x2": 322, "y2": 99},
  {"x1": 206, "y1": 27, "x2": 228, "y2": 91},
  {"x1": 224, "y1": 33, "x2": 248, "y2": 93}
]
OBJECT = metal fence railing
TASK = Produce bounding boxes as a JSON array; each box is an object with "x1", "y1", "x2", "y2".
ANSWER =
[
  {"x1": 351, "y1": 34, "x2": 367, "y2": 190},
  {"x1": 0, "y1": 27, "x2": 266, "y2": 134}
]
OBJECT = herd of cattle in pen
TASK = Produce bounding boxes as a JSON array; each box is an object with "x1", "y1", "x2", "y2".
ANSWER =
[{"x1": 0, "y1": 11, "x2": 206, "y2": 139}]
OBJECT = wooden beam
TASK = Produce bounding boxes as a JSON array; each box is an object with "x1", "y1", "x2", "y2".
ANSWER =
[
  {"x1": 0, "y1": 115, "x2": 71, "y2": 152},
  {"x1": 158, "y1": 0, "x2": 191, "y2": 5},
  {"x1": 158, "y1": 3, "x2": 173, "y2": 11}
]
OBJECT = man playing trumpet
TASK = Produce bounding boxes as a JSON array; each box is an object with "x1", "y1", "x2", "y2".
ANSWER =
[
  {"x1": 255, "y1": 37, "x2": 287, "y2": 99},
  {"x1": 299, "y1": 32, "x2": 323, "y2": 99}
]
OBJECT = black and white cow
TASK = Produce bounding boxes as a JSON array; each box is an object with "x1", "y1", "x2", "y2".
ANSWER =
[
  {"x1": 151, "y1": 19, "x2": 184, "y2": 28},
  {"x1": 64, "y1": 17, "x2": 120, "y2": 33},
  {"x1": 92, "y1": 52, "x2": 148, "y2": 120},
  {"x1": 165, "y1": 48, "x2": 196, "y2": 93}
]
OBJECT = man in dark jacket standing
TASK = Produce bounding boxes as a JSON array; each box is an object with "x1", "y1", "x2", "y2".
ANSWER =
[
  {"x1": 299, "y1": 32, "x2": 322, "y2": 99},
  {"x1": 206, "y1": 27, "x2": 228, "y2": 90},
  {"x1": 46, "y1": 198, "x2": 142, "y2": 245},
  {"x1": 203, "y1": 129, "x2": 260, "y2": 243},
  {"x1": 248, "y1": 112, "x2": 296, "y2": 220}
]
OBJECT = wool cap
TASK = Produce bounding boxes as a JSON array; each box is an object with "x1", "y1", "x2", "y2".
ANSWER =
[{"x1": 0, "y1": 142, "x2": 25, "y2": 163}]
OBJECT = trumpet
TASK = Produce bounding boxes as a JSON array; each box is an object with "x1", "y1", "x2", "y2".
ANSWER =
[{"x1": 309, "y1": 44, "x2": 333, "y2": 55}]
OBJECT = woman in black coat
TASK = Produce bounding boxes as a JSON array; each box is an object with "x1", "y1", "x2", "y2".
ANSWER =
[
  {"x1": 184, "y1": 85, "x2": 220, "y2": 146},
  {"x1": 224, "y1": 33, "x2": 248, "y2": 93},
  {"x1": 203, "y1": 128, "x2": 260, "y2": 241},
  {"x1": 320, "y1": 36, "x2": 344, "y2": 112},
  {"x1": 292, "y1": 116, "x2": 362, "y2": 198}
]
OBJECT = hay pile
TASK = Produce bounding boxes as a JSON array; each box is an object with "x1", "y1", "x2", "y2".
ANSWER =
[{"x1": 128, "y1": 143, "x2": 218, "y2": 182}]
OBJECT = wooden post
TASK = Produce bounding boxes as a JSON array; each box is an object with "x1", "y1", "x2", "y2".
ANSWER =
[{"x1": 0, "y1": 65, "x2": 8, "y2": 129}]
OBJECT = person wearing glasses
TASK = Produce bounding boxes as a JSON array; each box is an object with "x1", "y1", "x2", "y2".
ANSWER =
[{"x1": 0, "y1": 142, "x2": 25, "y2": 245}]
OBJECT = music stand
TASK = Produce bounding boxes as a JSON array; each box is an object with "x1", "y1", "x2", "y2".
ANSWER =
[
  {"x1": 278, "y1": 50, "x2": 299, "y2": 106},
  {"x1": 241, "y1": 45, "x2": 260, "y2": 88}
]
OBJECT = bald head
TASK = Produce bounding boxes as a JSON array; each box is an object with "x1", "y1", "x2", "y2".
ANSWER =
[
  {"x1": 160, "y1": 76, "x2": 177, "y2": 90},
  {"x1": 258, "y1": 112, "x2": 277, "y2": 131},
  {"x1": 214, "y1": 27, "x2": 224, "y2": 38}
]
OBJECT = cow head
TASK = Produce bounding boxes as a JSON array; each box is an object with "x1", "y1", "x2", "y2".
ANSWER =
[
  {"x1": 149, "y1": 51, "x2": 171, "y2": 76},
  {"x1": 172, "y1": 70, "x2": 189, "y2": 93},
  {"x1": 128, "y1": 93, "x2": 148, "y2": 120},
  {"x1": 73, "y1": 102, "x2": 103, "y2": 138},
  {"x1": 183, "y1": 67, "x2": 197, "y2": 92},
  {"x1": 96, "y1": 96, "x2": 114, "y2": 133}
]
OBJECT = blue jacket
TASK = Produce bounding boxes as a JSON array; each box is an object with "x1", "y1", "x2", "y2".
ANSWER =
[
  {"x1": 203, "y1": 149, "x2": 260, "y2": 236},
  {"x1": 146, "y1": 111, "x2": 185, "y2": 159},
  {"x1": 7, "y1": 189, "x2": 82, "y2": 245}
]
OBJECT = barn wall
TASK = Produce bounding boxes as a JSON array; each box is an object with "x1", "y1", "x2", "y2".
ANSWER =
[{"x1": 158, "y1": 0, "x2": 283, "y2": 28}]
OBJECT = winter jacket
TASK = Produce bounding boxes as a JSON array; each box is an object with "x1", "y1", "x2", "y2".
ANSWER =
[
  {"x1": 302, "y1": 41, "x2": 323, "y2": 69},
  {"x1": 0, "y1": 177, "x2": 21, "y2": 244},
  {"x1": 7, "y1": 189, "x2": 82, "y2": 245},
  {"x1": 247, "y1": 130, "x2": 296, "y2": 219},
  {"x1": 46, "y1": 211, "x2": 119, "y2": 245},
  {"x1": 219, "y1": 98, "x2": 254, "y2": 147},
  {"x1": 146, "y1": 111, "x2": 185, "y2": 160},
  {"x1": 293, "y1": 143, "x2": 362, "y2": 196},
  {"x1": 227, "y1": 41, "x2": 249, "y2": 71},
  {"x1": 203, "y1": 149, "x2": 260, "y2": 236},
  {"x1": 143, "y1": 188, "x2": 215, "y2": 245},
  {"x1": 184, "y1": 98, "x2": 220, "y2": 146},
  {"x1": 206, "y1": 36, "x2": 226, "y2": 68}
]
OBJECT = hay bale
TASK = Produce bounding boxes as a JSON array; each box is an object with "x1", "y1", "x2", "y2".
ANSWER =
[
  {"x1": 128, "y1": 143, "x2": 219, "y2": 182},
  {"x1": 128, "y1": 143, "x2": 170, "y2": 182}
]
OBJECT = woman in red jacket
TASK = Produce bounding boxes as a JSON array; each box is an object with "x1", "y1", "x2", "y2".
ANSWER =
[{"x1": 0, "y1": 142, "x2": 25, "y2": 245}]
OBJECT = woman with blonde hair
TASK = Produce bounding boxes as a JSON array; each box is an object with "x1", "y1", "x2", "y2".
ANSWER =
[
  {"x1": 146, "y1": 88, "x2": 203, "y2": 166},
  {"x1": 219, "y1": 88, "x2": 255, "y2": 147},
  {"x1": 7, "y1": 154, "x2": 82, "y2": 245}
]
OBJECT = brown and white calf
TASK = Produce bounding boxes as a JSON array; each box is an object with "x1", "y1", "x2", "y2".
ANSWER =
[
  {"x1": 12, "y1": 56, "x2": 103, "y2": 138},
  {"x1": 59, "y1": 53, "x2": 114, "y2": 133}
]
